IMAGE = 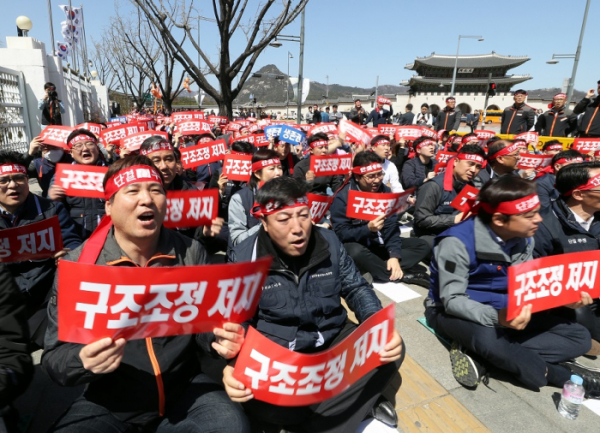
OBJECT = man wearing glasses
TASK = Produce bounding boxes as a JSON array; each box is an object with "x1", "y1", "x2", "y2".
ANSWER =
[
  {"x1": 331, "y1": 151, "x2": 430, "y2": 287},
  {"x1": 0, "y1": 151, "x2": 81, "y2": 348},
  {"x1": 474, "y1": 140, "x2": 522, "y2": 188}
]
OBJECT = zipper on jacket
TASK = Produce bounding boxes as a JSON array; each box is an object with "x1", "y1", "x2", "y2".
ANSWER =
[
  {"x1": 586, "y1": 106, "x2": 599, "y2": 134},
  {"x1": 506, "y1": 108, "x2": 518, "y2": 134},
  {"x1": 145, "y1": 337, "x2": 165, "y2": 416}
]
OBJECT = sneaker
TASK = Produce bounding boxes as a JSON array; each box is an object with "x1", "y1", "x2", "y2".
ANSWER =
[
  {"x1": 560, "y1": 361, "x2": 600, "y2": 399},
  {"x1": 450, "y1": 341, "x2": 487, "y2": 389},
  {"x1": 369, "y1": 396, "x2": 398, "y2": 428},
  {"x1": 399, "y1": 272, "x2": 430, "y2": 288}
]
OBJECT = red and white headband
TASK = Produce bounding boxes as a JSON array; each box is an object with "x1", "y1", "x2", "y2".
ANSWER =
[
  {"x1": 251, "y1": 196, "x2": 309, "y2": 218},
  {"x1": 545, "y1": 143, "x2": 564, "y2": 152},
  {"x1": 462, "y1": 135, "x2": 480, "y2": 145},
  {"x1": 489, "y1": 142, "x2": 521, "y2": 160},
  {"x1": 69, "y1": 134, "x2": 97, "y2": 148},
  {"x1": 373, "y1": 139, "x2": 390, "y2": 147},
  {"x1": 554, "y1": 156, "x2": 583, "y2": 166},
  {"x1": 104, "y1": 165, "x2": 163, "y2": 200},
  {"x1": 456, "y1": 153, "x2": 485, "y2": 165},
  {"x1": 352, "y1": 163, "x2": 383, "y2": 175},
  {"x1": 416, "y1": 139, "x2": 436, "y2": 150},
  {"x1": 565, "y1": 173, "x2": 600, "y2": 196},
  {"x1": 0, "y1": 164, "x2": 27, "y2": 175},
  {"x1": 309, "y1": 139, "x2": 328, "y2": 149},
  {"x1": 251, "y1": 158, "x2": 280, "y2": 173},
  {"x1": 480, "y1": 194, "x2": 540, "y2": 215},
  {"x1": 140, "y1": 140, "x2": 174, "y2": 156},
  {"x1": 554, "y1": 93, "x2": 567, "y2": 99}
]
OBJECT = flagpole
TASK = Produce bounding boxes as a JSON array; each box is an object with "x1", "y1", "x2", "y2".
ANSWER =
[
  {"x1": 47, "y1": 0, "x2": 56, "y2": 56},
  {"x1": 80, "y1": 5, "x2": 90, "y2": 79},
  {"x1": 68, "y1": 0, "x2": 78, "y2": 72}
]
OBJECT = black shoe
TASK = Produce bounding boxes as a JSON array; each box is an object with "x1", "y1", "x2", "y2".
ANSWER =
[
  {"x1": 370, "y1": 397, "x2": 398, "y2": 427},
  {"x1": 560, "y1": 361, "x2": 600, "y2": 399},
  {"x1": 400, "y1": 272, "x2": 430, "y2": 288},
  {"x1": 450, "y1": 341, "x2": 488, "y2": 389}
]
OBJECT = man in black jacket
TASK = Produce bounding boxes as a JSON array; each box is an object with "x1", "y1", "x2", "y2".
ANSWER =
[
  {"x1": 474, "y1": 140, "x2": 521, "y2": 189},
  {"x1": 367, "y1": 100, "x2": 393, "y2": 127},
  {"x1": 500, "y1": 89, "x2": 535, "y2": 134},
  {"x1": 399, "y1": 104, "x2": 415, "y2": 126},
  {"x1": 43, "y1": 155, "x2": 249, "y2": 432},
  {"x1": 536, "y1": 149, "x2": 584, "y2": 209},
  {"x1": 349, "y1": 99, "x2": 369, "y2": 125},
  {"x1": 401, "y1": 137, "x2": 438, "y2": 189},
  {"x1": 535, "y1": 93, "x2": 577, "y2": 137},
  {"x1": 293, "y1": 133, "x2": 344, "y2": 195},
  {"x1": 573, "y1": 80, "x2": 600, "y2": 137},
  {"x1": 435, "y1": 97, "x2": 461, "y2": 133},
  {"x1": 331, "y1": 152, "x2": 429, "y2": 286}
]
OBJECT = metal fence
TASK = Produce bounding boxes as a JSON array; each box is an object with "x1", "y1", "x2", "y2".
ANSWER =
[{"x1": 0, "y1": 66, "x2": 31, "y2": 153}]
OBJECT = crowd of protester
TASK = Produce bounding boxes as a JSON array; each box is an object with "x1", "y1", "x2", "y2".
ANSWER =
[{"x1": 0, "y1": 81, "x2": 600, "y2": 432}]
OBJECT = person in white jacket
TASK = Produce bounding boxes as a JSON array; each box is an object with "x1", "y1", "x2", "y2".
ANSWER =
[{"x1": 413, "y1": 103, "x2": 433, "y2": 128}]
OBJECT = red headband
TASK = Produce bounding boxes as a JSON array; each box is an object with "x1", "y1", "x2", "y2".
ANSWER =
[
  {"x1": 309, "y1": 139, "x2": 328, "y2": 149},
  {"x1": 456, "y1": 153, "x2": 485, "y2": 165},
  {"x1": 69, "y1": 134, "x2": 97, "y2": 147},
  {"x1": 0, "y1": 164, "x2": 27, "y2": 175},
  {"x1": 554, "y1": 93, "x2": 567, "y2": 99},
  {"x1": 480, "y1": 194, "x2": 540, "y2": 215},
  {"x1": 104, "y1": 165, "x2": 163, "y2": 200},
  {"x1": 373, "y1": 139, "x2": 390, "y2": 147},
  {"x1": 545, "y1": 144, "x2": 564, "y2": 152},
  {"x1": 554, "y1": 157, "x2": 583, "y2": 166},
  {"x1": 251, "y1": 196, "x2": 309, "y2": 218},
  {"x1": 416, "y1": 139, "x2": 436, "y2": 150},
  {"x1": 462, "y1": 135, "x2": 480, "y2": 145},
  {"x1": 489, "y1": 142, "x2": 521, "y2": 160},
  {"x1": 139, "y1": 140, "x2": 174, "y2": 156},
  {"x1": 565, "y1": 173, "x2": 600, "y2": 197},
  {"x1": 352, "y1": 163, "x2": 383, "y2": 175},
  {"x1": 251, "y1": 158, "x2": 280, "y2": 173}
]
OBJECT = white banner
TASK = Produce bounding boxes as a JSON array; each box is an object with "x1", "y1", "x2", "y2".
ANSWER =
[{"x1": 289, "y1": 78, "x2": 311, "y2": 104}]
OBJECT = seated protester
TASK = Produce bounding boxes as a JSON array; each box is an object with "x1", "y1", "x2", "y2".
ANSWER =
[
  {"x1": 534, "y1": 162, "x2": 600, "y2": 355},
  {"x1": 0, "y1": 151, "x2": 81, "y2": 348},
  {"x1": 541, "y1": 139, "x2": 565, "y2": 156},
  {"x1": 473, "y1": 139, "x2": 521, "y2": 188},
  {"x1": 390, "y1": 137, "x2": 409, "y2": 175},
  {"x1": 536, "y1": 149, "x2": 584, "y2": 209},
  {"x1": 42, "y1": 155, "x2": 250, "y2": 432},
  {"x1": 534, "y1": 93, "x2": 577, "y2": 137},
  {"x1": 293, "y1": 133, "x2": 344, "y2": 195},
  {"x1": 401, "y1": 137, "x2": 438, "y2": 190},
  {"x1": 48, "y1": 129, "x2": 109, "y2": 240},
  {"x1": 176, "y1": 132, "x2": 219, "y2": 184},
  {"x1": 331, "y1": 151, "x2": 430, "y2": 287},
  {"x1": 24, "y1": 135, "x2": 73, "y2": 198},
  {"x1": 228, "y1": 149, "x2": 282, "y2": 247},
  {"x1": 369, "y1": 135, "x2": 404, "y2": 193},
  {"x1": 413, "y1": 145, "x2": 485, "y2": 246},
  {"x1": 425, "y1": 176, "x2": 595, "y2": 392},
  {"x1": 0, "y1": 264, "x2": 34, "y2": 431},
  {"x1": 272, "y1": 137, "x2": 300, "y2": 176},
  {"x1": 226, "y1": 177, "x2": 404, "y2": 431}
]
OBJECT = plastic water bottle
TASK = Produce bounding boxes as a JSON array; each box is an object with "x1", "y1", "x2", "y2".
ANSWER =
[{"x1": 558, "y1": 375, "x2": 585, "y2": 420}]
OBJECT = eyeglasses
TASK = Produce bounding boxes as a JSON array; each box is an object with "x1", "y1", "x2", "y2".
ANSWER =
[
  {"x1": 71, "y1": 141, "x2": 97, "y2": 151},
  {"x1": 363, "y1": 171, "x2": 385, "y2": 181},
  {"x1": 0, "y1": 174, "x2": 28, "y2": 187},
  {"x1": 583, "y1": 189, "x2": 600, "y2": 194},
  {"x1": 504, "y1": 153, "x2": 521, "y2": 159}
]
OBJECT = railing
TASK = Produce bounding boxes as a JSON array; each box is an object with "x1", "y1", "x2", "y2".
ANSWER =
[{"x1": 0, "y1": 66, "x2": 31, "y2": 153}]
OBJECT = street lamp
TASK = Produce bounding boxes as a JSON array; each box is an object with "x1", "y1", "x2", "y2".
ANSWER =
[
  {"x1": 16, "y1": 16, "x2": 32, "y2": 37},
  {"x1": 269, "y1": 8, "x2": 305, "y2": 124},
  {"x1": 287, "y1": 51, "x2": 293, "y2": 119},
  {"x1": 450, "y1": 35, "x2": 484, "y2": 96},
  {"x1": 546, "y1": 0, "x2": 590, "y2": 106}
]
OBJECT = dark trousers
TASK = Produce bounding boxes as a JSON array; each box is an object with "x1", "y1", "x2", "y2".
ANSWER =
[
  {"x1": 557, "y1": 300, "x2": 600, "y2": 342},
  {"x1": 244, "y1": 321, "x2": 404, "y2": 433},
  {"x1": 425, "y1": 307, "x2": 591, "y2": 390},
  {"x1": 344, "y1": 238, "x2": 430, "y2": 281},
  {"x1": 51, "y1": 374, "x2": 250, "y2": 433}
]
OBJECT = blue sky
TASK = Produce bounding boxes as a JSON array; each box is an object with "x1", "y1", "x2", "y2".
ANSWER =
[{"x1": 3, "y1": 0, "x2": 599, "y2": 93}]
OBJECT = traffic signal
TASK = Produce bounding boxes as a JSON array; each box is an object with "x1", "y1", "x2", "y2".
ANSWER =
[
  {"x1": 488, "y1": 82, "x2": 496, "y2": 97},
  {"x1": 253, "y1": 98, "x2": 257, "y2": 104}
]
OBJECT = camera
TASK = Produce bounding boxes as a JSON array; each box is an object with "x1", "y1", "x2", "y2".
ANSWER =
[{"x1": 48, "y1": 90, "x2": 58, "y2": 100}]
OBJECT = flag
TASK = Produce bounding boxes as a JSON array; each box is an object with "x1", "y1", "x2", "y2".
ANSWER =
[
  {"x1": 55, "y1": 42, "x2": 70, "y2": 59},
  {"x1": 58, "y1": 5, "x2": 83, "y2": 27},
  {"x1": 289, "y1": 78, "x2": 311, "y2": 103}
]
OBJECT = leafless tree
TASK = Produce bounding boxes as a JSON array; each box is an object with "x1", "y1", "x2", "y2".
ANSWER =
[{"x1": 133, "y1": 0, "x2": 308, "y2": 118}]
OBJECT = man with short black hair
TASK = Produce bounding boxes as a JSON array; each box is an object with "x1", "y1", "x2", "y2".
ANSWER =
[
  {"x1": 330, "y1": 104, "x2": 343, "y2": 125},
  {"x1": 474, "y1": 139, "x2": 521, "y2": 188},
  {"x1": 350, "y1": 99, "x2": 368, "y2": 125},
  {"x1": 38, "y1": 82, "x2": 64, "y2": 126},
  {"x1": 399, "y1": 104, "x2": 414, "y2": 126},
  {"x1": 367, "y1": 100, "x2": 393, "y2": 127},
  {"x1": 401, "y1": 137, "x2": 438, "y2": 189},
  {"x1": 500, "y1": 89, "x2": 535, "y2": 134},
  {"x1": 536, "y1": 149, "x2": 584, "y2": 209},
  {"x1": 435, "y1": 97, "x2": 461, "y2": 133},
  {"x1": 573, "y1": 80, "x2": 600, "y2": 137},
  {"x1": 369, "y1": 135, "x2": 403, "y2": 193},
  {"x1": 413, "y1": 104, "x2": 433, "y2": 127},
  {"x1": 293, "y1": 133, "x2": 343, "y2": 194}
]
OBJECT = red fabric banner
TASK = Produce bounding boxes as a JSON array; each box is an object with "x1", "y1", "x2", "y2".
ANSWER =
[
  {"x1": 573, "y1": 138, "x2": 600, "y2": 153},
  {"x1": 515, "y1": 131, "x2": 539, "y2": 144},
  {"x1": 172, "y1": 111, "x2": 205, "y2": 123},
  {"x1": 246, "y1": 134, "x2": 269, "y2": 147},
  {"x1": 227, "y1": 122, "x2": 245, "y2": 132},
  {"x1": 367, "y1": 128, "x2": 379, "y2": 137},
  {"x1": 180, "y1": 139, "x2": 228, "y2": 169},
  {"x1": 40, "y1": 125, "x2": 74, "y2": 149},
  {"x1": 394, "y1": 126, "x2": 423, "y2": 141},
  {"x1": 507, "y1": 251, "x2": 600, "y2": 321},
  {"x1": 450, "y1": 185, "x2": 479, "y2": 213},
  {"x1": 420, "y1": 127, "x2": 437, "y2": 139},
  {"x1": 310, "y1": 155, "x2": 352, "y2": 176},
  {"x1": 297, "y1": 124, "x2": 312, "y2": 133},
  {"x1": 434, "y1": 163, "x2": 447, "y2": 175},
  {"x1": 176, "y1": 120, "x2": 212, "y2": 136},
  {"x1": 376, "y1": 125, "x2": 399, "y2": 136},
  {"x1": 435, "y1": 151, "x2": 457, "y2": 164},
  {"x1": 307, "y1": 193, "x2": 335, "y2": 223},
  {"x1": 232, "y1": 304, "x2": 395, "y2": 406},
  {"x1": 164, "y1": 190, "x2": 218, "y2": 228},
  {"x1": 377, "y1": 96, "x2": 391, "y2": 105},
  {"x1": 339, "y1": 119, "x2": 371, "y2": 145},
  {"x1": 208, "y1": 115, "x2": 229, "y2": 126},
  {"x1": 310, "y1": 123, "x2": 338, "y2": 136},
  {"x1": 54, "y1": 164, "x2": 108, "y2": 198},
  {"x1": 474, "y1": 130, "x2": 496, "y2": 140},
  {"x1": 516, "y1": 153, "x2": 553, "y2": 170},
  {"x1": 57, "y1": 257, "x2": 272, "y2": 344},
  {"x1": 100, "y1": 124, "x2": 139, "y2": 145},
  {"x1": 136, "y1": 118, "x2": 155, "y2": 131},
  {"x1": 121, "y1": 131, "x2": 169, "y2": 151},
  {"x1": 76, "y1": 123, "x2": 102, "y2": 136},
  {"x1": 223, "y1": 155, "x2": 253, "y2": 182},
  {"x1": 0, "y1": 216, "x2": 63, "y2": 263},
  {"x1": 346, "y1": 189, "x2": 415, "y2": 221}
]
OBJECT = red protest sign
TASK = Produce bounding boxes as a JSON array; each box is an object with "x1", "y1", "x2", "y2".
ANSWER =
[
  {"x1": 227, "y1": 121, "x2": 245, "y2": 132},
  {"x1": 394, "y1": 126, "x2": 423, "y2": 141},
  {"x1": 346, "y1": 189, "x2": 415, "y2": 221},
  {"x1": 434, "y1": 163, "x2": 448, "y2": 175},
  {"x1": 435, "y1": 151, "x2": 457, "y2": 164},
  {"x1": 307, "y1": 193, "x2": 335, "y2": 223},
  {"x1": 450, "y1": 185, "x2": 479, "y2": 213},
  {"x1": 164, "y1": 190, "x2": 218, "y2": 228},
  {"x1": 233, "y1": 304, "x2": 394, "y2": 406},
  {"x1": 572, "y1": 138, "x2": 600, "y2": 153},
  {"x1": 377, "y1": 125, "x2": 399, "y2": 136},
  {"x1": 100, "y1": 124, "x2": 139, "y2": 145},
  {"x1": 367, "y1": 127, "x2": 379, "y2": 137},
  {"x1": 377, "y1": 96, "x2": 391, "y2": 105},
  {"x1": 421, "y1": 127, "x2": 437, "y2": 139},
  {"x1": 247, "y1": 134, "x2": 269, "y2": 147},
  {"x1": 76, "y1": 123, "x2": 102, "y2": 136},
  {"x1": 172, "y1": 111, "x2": 205, "y2": 123},
  {"x1": 121, "y1": 131, "x2": 169, "y2": 152},
  {"x1": 208, "y1": 115, "x2": 228, "y2": 126},
  {"x1": 474, "y1": 130, "x2": 496, "y2": 140},
  {"x1": 310, "y1": 123, "x2": 338, "y2": 136},
  {"x1": 40, "y1": 125, "x2": 74, "y2": 149},
  {"x1": 515, "y1": 131, "x2": 539, "y2": 145},
  {"x1": 339, "y1": 119, "x2": 371, "y2": 145},
  {"x1": 177, "y1": 120, "x2": 212, "y2": 136},
  {"x1": 223, "y1": 154, "x2": 253, "y2": 182},
  {"x1": 507, "y1": 250, "x2": 600, "y2": 321},
  {"x1": 310, "y1": 155, "x2": 352, "y2": 177},
  {"x1": 57, "y1": 257, "x2": 272, "y2": 344},
  {"x1": 516, "y1": 153, "x2": 553, "y2": 170},
  {"x1": 297, "y1": 124, "x2": 312, "y2": 133},
  {"x1": 54, "y1": 164, "x2": 108, "y2": 199},
  {"x1": 180, "y1": 139, "x2": 227, "y2": 169},
  {"x1": 0, "y1": 216, "x2": 63, "y2": 263},
  {"x1": 136, "y1": 118, "x2": 155, "y2": 131}
]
